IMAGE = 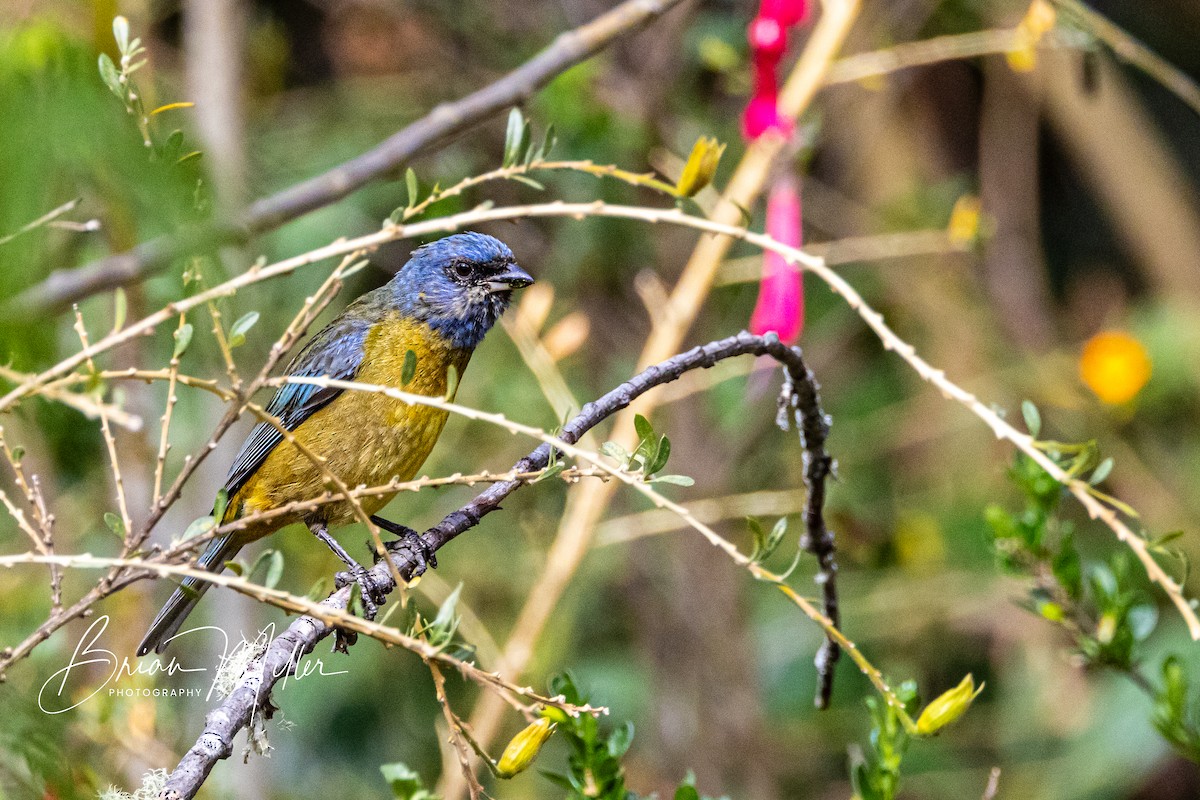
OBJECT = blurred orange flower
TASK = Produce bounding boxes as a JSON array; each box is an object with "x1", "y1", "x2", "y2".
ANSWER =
[{"x1": 1079, "y1": 331, "x2": 1152, "y2": 405}]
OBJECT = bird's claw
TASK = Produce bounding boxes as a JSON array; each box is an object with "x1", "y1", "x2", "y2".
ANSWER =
[
  {"x1": 332, "y1": 627, "x2": 357, "y2": 654},
  {"x1": 334, "y1": 563, "x2": 385, "y2": 620},
  {"x1": 371, "y1": 515, "x2": 437, "y2": 577}
]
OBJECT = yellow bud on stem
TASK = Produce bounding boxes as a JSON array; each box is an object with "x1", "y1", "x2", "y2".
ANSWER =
[
  {"x1": 496, "y1": 717, "x2": 556, "y2": 778},
  {"x1": 675, "y1": 136, "x2": 726, "y2": 198},
  {"x1": 915, "y1": 674, "x2": 984, "y2": 736}
]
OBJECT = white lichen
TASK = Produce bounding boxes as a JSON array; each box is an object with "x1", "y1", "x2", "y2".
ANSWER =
[
  {"x1": 210, "y1": 630, "x2": 269, "y2": 699},
  {"x1": 98, "y1": 768, "x2": 168, "y2": 800}
]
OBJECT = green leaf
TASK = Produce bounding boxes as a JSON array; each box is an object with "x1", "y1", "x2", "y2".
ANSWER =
[
  {"x1": 540, "y1": 771, "x2": 576, "y2": 792},
  {"x1": 427, "y1": 582, "x2": 463, "y2": 647},
  {"x1": 98, "y1": 53, "x2": 122, "y2": 98},
  {"x1": 164, "y1": 128, "x2": 182, "y2": 158},
  {"x1": 528, "y1": 123, "x2": 555, "y2": 163},
  {"x1": 548, "y1": 671, "x2": 582, "y2": 704},
  {"x1": 401, "y1": 349, "x2": 417, "y2": 386},
  {"x1": 600, "y1": 441, "x2": 630, "y2": 462},
  {"x1": 1022, "y1": 400, "x2": 1041, "y2": 438},
  {"x1": 380, "y1": 762, "x2": 436, "y2": 800},
  {"x1": 650, "y1": 474, "x2": 695, "y2": 487},
  {"x1": 747, "y1": 517, "x2": 766, "y2": 555},
  {"x1": 731, "y1": 200, "x2": 753, "y2": 228},
  {"x1": 647, "y1": 435, "x2": 671, "y2": 475},
  {"x1": 103, "y1": 512, "x2": 125, "y2": 537},
  {"x1": 180, "y1": 515, "x2": 215, "y2": 541},
  {"x1": 432, "y1": 582, "x2": 462, "y2": 630},
  {"x1": 510, "y1": 174, "x2": 544, "y2": 191},
  {"x1": 112, "y1": 16, "x2": 130, "y2": 53},
  {"x1": 247, "y1": 549, "x2": 274, "y2": 580},
  {"x1": 634, "y1": 414, "x2": 654, "y2": 443},
  {"x1": 1150, "y1": 530, "x2": 1186, "y2": 549},
  {"x1": 1051, "y1": 532, "x2": 1083, "y2": 599},
  {"x1": 533, "y1": 462, "x2": 566, "y2": 483},
  {"x1": 1128, "y1": 603, "x2": 1159, "y2": 641},
  {"x1": 540, "y1": 124, "x2": 557, "y2": 160},
  {"x1": 674, "y1": 785, "x2": 701, "y2": 800},
  {"x1": 225, "y1": 561, "x2": 244, "y2": 577},
  {"x1": 405, "y1": 167, "x2": 419, "y2": 209},
  {"x1": 228, "y1": 311, "x2": 259, "y2": 348},
  {"x1": 173, "y1": 322, "x2": 193, "y2": 359},
  {"x1": 306, "y1": 576, "x2": 329, "y2": 601},
  {"x1": 113, "y1": 288, "x2": 127, "y2": 331},
  {"x1": 212, "y1": 489, "x2": 229, "y2": 523},
  {"x1": 444, "y1": 364, "x2": 459, "y2": 400},
  {"x1": 264, "y1": 549, "x2": 285, "y2": 590},
  {"x1": 767, "y1": 517, "x2": 788, "y2": 553},
  {"x1": 502, "y1": 107, "x2": 525, "y2": 167},
  {"x1": 607, "y1": 721, "x2": 634, "y2": 758},
  {"x1": 1089, "y1": 457, "x2": 1114, "y2": 485}
]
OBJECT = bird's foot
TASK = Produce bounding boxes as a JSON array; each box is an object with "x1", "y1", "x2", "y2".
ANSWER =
[
  {"x1": 371, "y1": 515, "x2": 437, "y2": 577},
  {"x1": 309, "y1": 520, "x2": 387, "y2": 622},
  {"x1": 334, "y1": 562, "x2": 388, "y2": 624}
]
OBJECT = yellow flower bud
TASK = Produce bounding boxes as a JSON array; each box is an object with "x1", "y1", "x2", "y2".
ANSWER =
[
  {"x1": 915, "y1": 674, "x2": 984, "y2": 736},
  {"x1": 1079, "y1": 331, "x2": 1152, "y2": 405},
  {"x1": 947, "y1": 195, "x2": 982, "y2": 246},
  {"x1": 675, "y1": 136, "x2": 726, "y2": 198},
  {"x1": 496, "y1": 717, "x2": 556, "y2": 778},
  {"x1": 1006, "y1": 0, "x2": 1057, "y2": 72},
  {"x1": 1022, "y1": 0, "x2": 1057, "y2": 38}
]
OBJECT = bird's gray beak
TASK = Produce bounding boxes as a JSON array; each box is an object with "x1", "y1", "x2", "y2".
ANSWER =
[{"x1": 486, "y1": 264, "x2": 535, "y2": 293}]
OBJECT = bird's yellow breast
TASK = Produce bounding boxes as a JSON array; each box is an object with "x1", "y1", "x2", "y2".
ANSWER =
[{"x1": 229, "y1": 315, "x2": 471, "y2": 538}]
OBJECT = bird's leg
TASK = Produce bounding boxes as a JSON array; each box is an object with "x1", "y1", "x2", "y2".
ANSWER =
[
  {"x1": 370, "y1": 515, "x2": 437, "y2": 575},
  {"x1": 308, "y1": 521, "x2": 384, "y2": 620}
]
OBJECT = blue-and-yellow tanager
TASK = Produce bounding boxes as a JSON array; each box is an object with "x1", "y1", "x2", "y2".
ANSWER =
[{"x1": 137, "y1": 232, "x2": 532, "y2": 655}]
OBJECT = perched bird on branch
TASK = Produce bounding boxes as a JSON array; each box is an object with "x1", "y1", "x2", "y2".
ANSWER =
[{"x1": 137, "y1": 232, "x2": 533, "y2": 656}]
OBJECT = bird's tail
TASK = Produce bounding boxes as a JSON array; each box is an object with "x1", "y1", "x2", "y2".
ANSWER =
[{"x1": 136, "y1": 533, "x2": 241, "y2": 656}]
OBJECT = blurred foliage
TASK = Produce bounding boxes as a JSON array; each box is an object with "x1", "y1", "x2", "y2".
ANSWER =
[{"x1": 987, "y1": 446, "x2": 1200, "y2": 763}]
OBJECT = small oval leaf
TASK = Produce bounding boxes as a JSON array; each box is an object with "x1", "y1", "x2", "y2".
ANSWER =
[{"x1": 173, "y1": 323, "x2": 194, "y2": 358}]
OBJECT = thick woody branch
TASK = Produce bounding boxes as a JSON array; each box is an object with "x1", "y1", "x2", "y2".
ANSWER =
[
  {"x1": 13, "y1": 0, "x2": 685, "y2": 315},
  {"x1": 161, "y1": 332, "x2": 835, "y2": 798}
]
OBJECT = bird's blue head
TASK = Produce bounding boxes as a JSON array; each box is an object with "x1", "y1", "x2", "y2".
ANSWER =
[{"x1": 389, "y1": 232, "x2": 533, "y2": 350}]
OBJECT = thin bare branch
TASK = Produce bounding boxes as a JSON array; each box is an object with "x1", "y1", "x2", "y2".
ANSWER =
[
  {"x1": 12, "y1": 0, "x2": 688, "y2": 314},
  {"x1": 152, "y1": 314, "x2": 188, "y2": 509},
  {"x1": 71, "y1": 308, "x2": 133, "y2": 543}
]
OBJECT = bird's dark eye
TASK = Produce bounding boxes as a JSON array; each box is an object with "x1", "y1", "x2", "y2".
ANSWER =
[{"x1": 451, "y1": 262, "x2": 473, "y2": 281}]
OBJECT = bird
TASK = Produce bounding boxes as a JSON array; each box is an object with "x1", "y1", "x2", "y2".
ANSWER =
[{"x1": 137, "y1": 232, "x2": 533, "y2": 656}]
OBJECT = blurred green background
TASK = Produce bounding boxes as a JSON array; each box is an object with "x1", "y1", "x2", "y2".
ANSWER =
[{"x1": 1, "y1": 0, "x2": 1200, "y2": 798}]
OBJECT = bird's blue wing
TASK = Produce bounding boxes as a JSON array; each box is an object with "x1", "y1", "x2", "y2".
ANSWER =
[{"x1": 221, "y1": 310, "x2": 374, "y2": 505}]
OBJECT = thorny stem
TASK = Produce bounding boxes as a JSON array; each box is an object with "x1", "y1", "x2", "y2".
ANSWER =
[
  {"x1": 152, "y1": 314, "x2": 187, "y2": 510},
  {"x1": 428, "y1": 660, "x2": 487, "y2": 800},
  {"x1": 71, "y1": 309, "x2": 134, "y2": 546}
]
